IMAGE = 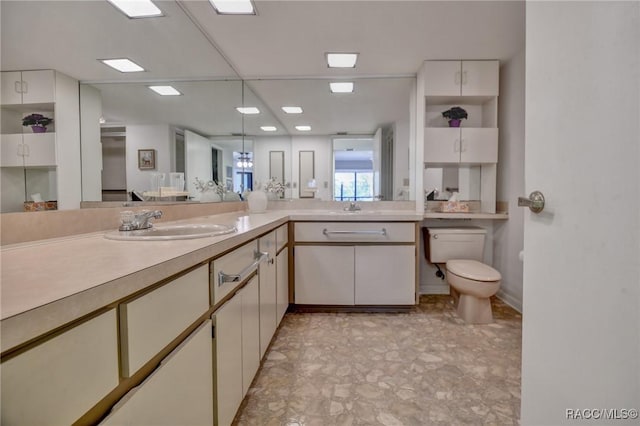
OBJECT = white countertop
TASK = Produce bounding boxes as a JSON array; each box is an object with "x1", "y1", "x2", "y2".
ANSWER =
[{"x1": 0, "y1": 209, "x2": 421, "y2": 352}]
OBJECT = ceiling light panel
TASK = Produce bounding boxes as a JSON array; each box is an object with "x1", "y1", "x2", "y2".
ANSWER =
[
  {"x1": 100, "y1": 58, "x2": 145, "y2": 73},
  {"x1": 236, "y1": 107, "x2": 260, "y2": 114},
  {"x1": 261, "y1": 126, "x2": 277, "y2": 132},
  {"x1": 295, "y1": 125, "x2": 311, "y2": 131},
  {"x1": 330, "y1": 82, "x2": 354, "y2": 93},
  {"x1": 107, "y1": 0, "x2": 163, "y2": 18},
  {"x1": 282, "y1": 106, "x2": 303, "y2": 114},
  {"x1": 148, "y1": 86, "x2": 181, "y2": 96},
  {"x1": 327, "y1": 53, "x2": 358, "y2": 68},
  {"x1": 209, "y1": 0, "x2": 255, "y2": 15}
]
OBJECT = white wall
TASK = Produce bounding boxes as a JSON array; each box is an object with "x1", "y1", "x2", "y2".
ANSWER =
[
  {"x1": 291, "y1": 135, "x2": 332, "y2": 200},
  {"x1": 126, "y1": 124, "x2": 172, "y2": 193},
  {"x1": 252, "y1": 135, "x2": 292, "y2": 197},
  {"x1": 522, "y1": 2, "x2": 639, "y2": 424},
  {"x1": 55, "y1": 71, "x2": 81, "y2": 210},
  {"x1": 79, "y1": 84, "x2": 102, "y2": 202},
  {"x1": 494, "y1": 50, "x2": 526, "y2": 312}
]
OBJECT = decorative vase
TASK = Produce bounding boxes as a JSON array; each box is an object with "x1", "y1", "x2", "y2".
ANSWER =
[
  {"x1": 31, "y1": 125, "x2": 47, "y2": 133},
  {"x1": 266, "y1": 192, "x2": 278, "y2": 201},
  {"x1": 200, "y1": 191, "x2": 221, "y2": 203},
  {"x1": 448, "y1": 119, "x2": 461, "y2": 128},
  {"x1": 247, "y1": 190, "x2": 268, "y2": 213}
]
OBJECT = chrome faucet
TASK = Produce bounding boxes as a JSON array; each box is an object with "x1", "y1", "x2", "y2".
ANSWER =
[
  {"x1": 344, "y1": 202, "x2": 362, "y2": 212},
  {"x1": 119, "y1": 210, "x2": 162, "y2": 231}
]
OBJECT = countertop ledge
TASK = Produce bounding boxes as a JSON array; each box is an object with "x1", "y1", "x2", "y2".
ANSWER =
[{"x1": 1, "y1": 209, "x2": 421, "y2": 353}]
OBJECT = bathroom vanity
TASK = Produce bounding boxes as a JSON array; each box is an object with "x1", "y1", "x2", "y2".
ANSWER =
[{"x1": 0, "y1": 208, "x2": 421, "y2": 425}]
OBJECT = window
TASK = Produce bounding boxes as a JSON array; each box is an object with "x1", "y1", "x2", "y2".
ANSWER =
[{"x1": 334, "y1": 172, "x2": 374, "y2": 201}]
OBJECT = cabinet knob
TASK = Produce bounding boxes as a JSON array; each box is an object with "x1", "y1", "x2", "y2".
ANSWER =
[{"x1": 518, "y1": 191, "x2": 545, "y2": 213}]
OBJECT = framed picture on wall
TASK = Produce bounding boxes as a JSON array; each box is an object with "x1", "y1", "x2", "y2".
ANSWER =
[{"x1": 138, "y1": 149, "x2": 156, "y2": 170}]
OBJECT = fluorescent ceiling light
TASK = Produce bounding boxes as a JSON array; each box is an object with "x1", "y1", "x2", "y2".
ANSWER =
[
  {"x1": 209, "y1": 0, "x2": 255, "y2": 15},
  {"x1": 148, "y1": 86, "x2": 181, "y2": 96},
  {"x1": 100, "y1": 58, "x2": 145, "y2": 73},
  {"x1": 261, "y1": 126, "x2": 277, "y2": 132},
  {"x1": 295, "y1": 125, "x2": 311, "y2": 132},
  {"x1": 107, "y1": 0, "x2": 163, "y2": 18},
  {"x1": 327, "y1": 53, "x2": 358, "y2": 68},
  {"x1": 282, "y1": 106, "x2": 303, "y2": 114},
  {"x1": 236, "y1": 107, "x2": 260, "y2": 114},
  {"x1": 330, "y1": 82, "x2": 354, "y2": 93}
]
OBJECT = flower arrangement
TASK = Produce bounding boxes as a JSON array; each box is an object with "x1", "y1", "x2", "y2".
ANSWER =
[
  {"x1": 193, "y1": 177, "x2": 224, "y2": 196},
  {"x1": 22, "y1": 113, "x2": 53, "y2": 132},
  {"x1": 264, "y1": 177, "x2": 285, "y2": 197},
  {"x1": 442, "y1": 106, "x2": 468, "y2": 127}
]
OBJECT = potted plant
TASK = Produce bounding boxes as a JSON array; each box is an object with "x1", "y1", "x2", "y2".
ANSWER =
[
  {"x1": 22, "y1": 113, "x2": 53, "y2": 133},
  {"x1": 442, "y1": 107, "x2": 468, "y2": 127}
]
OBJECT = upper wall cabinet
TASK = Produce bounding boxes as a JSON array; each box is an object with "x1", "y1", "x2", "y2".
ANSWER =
[
  {"x1": 423, "y1": 60, "x2": 499, "y2": 97},
  {"x1": 1, "y1": 71, "x2": 56, "y2": 105}
]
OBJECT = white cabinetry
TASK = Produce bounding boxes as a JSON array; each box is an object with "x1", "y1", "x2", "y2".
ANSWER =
[
  {"x1": 424, "y1": 128, "x2": 498, "y2": 164},
  {"x1": 258, "y1": 231, "x2": 277, "y2": 357},
  {"x1": 294, "y1": 222, "x2": 417, "y2": 306},
  {"x1": 101, "y1": 321, "x2": 214, "y2": 426},
  {"x1": 1, "y1": 69, "x2": 80, "y2": 212},
  {"x1": 422, "y1": 60, "x2": 499, "y2": 213},
  {"x1": 295, "y1": 245, "x2": 355, "y2": 305},
  {"x1": 213, "y1": 275, "x2": 260, "y2": 426},
  {"x1": 1, "y1": 70, "x2": 55, "y2": 104},
  {"x1": 275, "y1": 224, "x2": 289, "y2": 323},
  {"x1": 1, "y1": 309, "x2": 119, "y2": 425},
  {"x1": 424, "y1": 60, "x2": 499, "y2": 97},
  {"x1": 119, "y1": 265, "x2": 209, "y2": 377}
]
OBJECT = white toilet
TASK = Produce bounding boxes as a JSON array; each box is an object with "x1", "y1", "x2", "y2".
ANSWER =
[{"x1": 424, "y1": 227, "x2": 502, "y2": 324}]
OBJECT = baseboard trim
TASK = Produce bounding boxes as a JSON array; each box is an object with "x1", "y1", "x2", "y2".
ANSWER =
[
  {"x1": 420, "y1": 285, "x2": 450, "y2": 295},
  {"x1": 496, "y1": 290, "x2": 522, "y2": 313}
]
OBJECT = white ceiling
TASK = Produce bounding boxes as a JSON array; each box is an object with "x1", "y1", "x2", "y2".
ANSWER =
[{"x1": 0, "y1": 1, "x2": 525, "y2": 136}]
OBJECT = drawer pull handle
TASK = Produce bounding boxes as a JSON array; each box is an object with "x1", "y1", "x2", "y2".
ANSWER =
[
  {"x1": 218, "y1": 250, "x2": 268, "y2": 287},
  {"x1": 322, "y1": 228, "x2": 387, "y2": 237}
]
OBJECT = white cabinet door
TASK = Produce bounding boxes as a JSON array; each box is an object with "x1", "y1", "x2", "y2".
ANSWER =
[
  {"x1": 239, "y1": 276, "x2": 260, "y2": 396},
  {"x1": 120, "y1": 265, "x2": 209, "y2": 377},
  {"x1": 1, "y1": 134, "x2": 24, "y2": 167},
  {"x1": 461, "y1": 61, "x2": 499, "y2": 96},
  {"x1": 424, "y1": 127, "x2": 461, "y2": 163},
  {"x1": 213, "y1": 294, "x2": 243, "y2": 426},
  {"x1": 1, "y1": 72, "x2": 22, "y2": 104},
  {"x1": 276, "y1": 247, "x2": 289, "y2": 324},
  {"x1": 21, "y1": 70, "x2": 55, "y2": 104},
  {"x1": 258, "y1": 231, "x2": 277, "y2": 358},
  {"x1": 1, "y1": 309, "x2": 119, "y2": 426},
  {"x1": 460, "y1": 128, "x2": 499, "y2": 163},
  {"x1": 295, "y1": 246, "x2": 354, "y2": 305},
  {"x1": 23, "y1": 133, "x2": 56, "y2": 167},
  {"x1": 101, "y1": 321, "x2": 214, "y2": 426},
  {"x1": 355, "y1": 246, "x2": 416, "y2": 305},
  {"x1": 423, "y1": 61, "x2": 462, "y2": 96}
]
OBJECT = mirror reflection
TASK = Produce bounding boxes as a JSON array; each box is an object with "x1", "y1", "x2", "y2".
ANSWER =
[
  {"x1": 79, "y1": 77, "x2": 415, "y2": 205},
  {"x1": 424, "y1": 165, "x2": 481, "y2": 201}
]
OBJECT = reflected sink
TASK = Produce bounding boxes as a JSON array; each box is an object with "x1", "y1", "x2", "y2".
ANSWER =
[
  {"x1": 104, "y1": 223, "x2": 236, "y2": 241},
  {"x1": 328, "y1": 210, "x2": 362, "y2": 215}
]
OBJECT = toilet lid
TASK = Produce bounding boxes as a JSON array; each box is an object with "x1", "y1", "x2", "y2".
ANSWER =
[{"x1": 446, "y1": 259, "x2": 501, "y2": 282}]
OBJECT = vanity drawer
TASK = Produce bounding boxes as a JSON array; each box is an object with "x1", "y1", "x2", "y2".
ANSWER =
[
  {"x1": 275, "y1": 224, "x2": 288, "y2": 252},
  {"x1": 1, "y1": 309, "x2": 119, "y2": 426},
  {"x1": 120, "y1": 265, "x2": 209, "y2": 377},
  {"x1": 211, "y1": 240, "x2": 260, "y2": 305},
  {"x1": 294, "y1": 222, "x2": 415, "y2": 243}
]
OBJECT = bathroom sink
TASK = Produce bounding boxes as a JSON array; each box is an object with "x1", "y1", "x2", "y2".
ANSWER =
[
  {"x1": 104, "y1": 223, "x2": 236, "y2": 241},
  {"x1": 328, "y1": 210, "x2": 362, "y2": 215}
]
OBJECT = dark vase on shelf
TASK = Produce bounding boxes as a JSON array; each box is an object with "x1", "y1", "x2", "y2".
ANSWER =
[
  {"x1": 448, "y1": 119, "x2": 462, "y2": 128},
  {"x1": 31, "y1": 125, "x2": 47, "y2": 133}
]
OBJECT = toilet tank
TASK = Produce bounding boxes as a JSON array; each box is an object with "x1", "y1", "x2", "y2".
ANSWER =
[{"x1": 426, "y1": 227, "x2": 486, "y2": 263}]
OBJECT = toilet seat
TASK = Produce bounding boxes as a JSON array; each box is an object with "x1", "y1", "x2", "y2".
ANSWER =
[{"x1": 446, "y1": 259, "x2": 501, "y2": 282}]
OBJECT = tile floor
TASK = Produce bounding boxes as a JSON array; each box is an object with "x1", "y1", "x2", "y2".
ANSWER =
[{"x1": 234, "y1": 295, "x2": 522, "y2": 426}]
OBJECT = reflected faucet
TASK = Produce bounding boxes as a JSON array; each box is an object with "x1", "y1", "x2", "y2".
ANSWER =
[
  {"x1": 119, "y1": 210, "x2": 162, "y2": 231},
  {"x1": 344, "y1": 202, "x2": 362, "y2": 212}
]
